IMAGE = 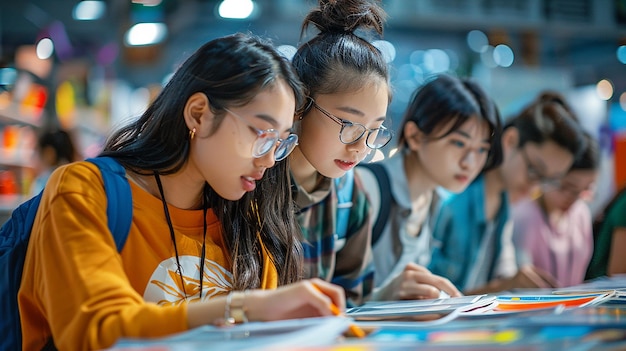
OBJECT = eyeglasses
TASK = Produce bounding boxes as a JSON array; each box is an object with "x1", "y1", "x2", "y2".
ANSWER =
[
  {"x1": 553, "y1": 182, "x2": 592, "y2": 198},
  {"x1": 542, "y1": 179, "x2": 595, "y2": 199},
  {"x1": 519, "y1": 147, "x2": 560, "y2": 187},
  {"x1": 224, "y1": 108, "x2": 298, "y2": 161},
  {"x1": 309, "y1": 99, "x2": 392, "y2": 149}
]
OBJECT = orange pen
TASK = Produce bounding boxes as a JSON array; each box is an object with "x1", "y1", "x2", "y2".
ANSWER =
[{"x1": 313, "y1": 285, "x2": 366, "y2": 338}]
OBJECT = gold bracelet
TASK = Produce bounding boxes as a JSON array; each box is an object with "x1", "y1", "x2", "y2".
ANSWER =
[{"x1": 224, "y1": 290, "x2": 248, "y2": 325}]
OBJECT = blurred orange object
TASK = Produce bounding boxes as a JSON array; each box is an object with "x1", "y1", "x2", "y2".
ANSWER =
[
  {"x1": 0, "y1": 170, "x2": 18, "y2": 195},
  {"x1": 3, "y1": 126, "x2": 19, "y2": 151}
]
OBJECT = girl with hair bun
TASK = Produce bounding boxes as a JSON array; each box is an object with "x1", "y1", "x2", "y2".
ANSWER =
[{"x1": 289, "y1": 0, "x2": 393, "y2": 306}]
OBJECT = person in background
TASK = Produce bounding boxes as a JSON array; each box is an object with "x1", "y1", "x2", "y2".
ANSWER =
[
  {"x1": 429, "y1": 91, "x2": 587, "y2": 295},
  {"x1": 30, "y1": 128, "x2": 77, "y2": 195},
  {"x1": 289, "y1": 0, "x2": 392, "y2": 306},
  {"x1": 512, "y1": 132, "x2": 599, "y2": 288},
  {"x1": 18, "y1": 33, "x2": 346, "y2": 351},
  {"x1": 586, "y1": 186, "x2": 626, "y2": 279},
  {"x1": 356, "y1": 74, "x2": 501, "y2": 300}
]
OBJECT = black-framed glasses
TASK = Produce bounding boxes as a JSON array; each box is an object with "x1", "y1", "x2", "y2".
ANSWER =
[
  {"x1": 519, "y1": 147, "x2": 560, "y2": 187},
  {"x1": 224, "y1": 108, "x2": 298, "y2": 161},
  {"x1": 309, "y1": 99, "x2": 392, "y2": 149}
]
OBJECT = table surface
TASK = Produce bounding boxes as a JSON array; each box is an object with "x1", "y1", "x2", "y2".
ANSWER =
[{"x1": 108, "y1": 276, "x2": 626, "y2": 351}]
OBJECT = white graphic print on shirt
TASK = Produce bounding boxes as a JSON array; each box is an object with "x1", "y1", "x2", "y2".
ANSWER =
[{"x1": 144, "y1": 255, "x2": 232, "y2": 305}]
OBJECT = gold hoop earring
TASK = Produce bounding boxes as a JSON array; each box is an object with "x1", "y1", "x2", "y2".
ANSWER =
[{"x1": 189, "y1": 128, "x2": 196, "y2": 140}]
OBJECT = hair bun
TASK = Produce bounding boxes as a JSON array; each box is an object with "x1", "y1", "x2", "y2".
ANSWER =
[
  {"x1": 303, "y1": 0, "x2": 386, "y2": 36},
  {"x1": 535, "y1": 91, "x2": 578, "y2": 121}
]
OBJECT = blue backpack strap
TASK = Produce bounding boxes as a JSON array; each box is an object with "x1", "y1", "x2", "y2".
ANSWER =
[
  {"x1": 359, "y1": 162, "x2": 391, "y2": 246},
  {"x1": 86, "y1": 157, "x2": 132, "y2": 251},
  {"x1": 0, "y1": 191, "x2": 44, "y2": 351},
  {"x1": 334, "y1": 168, "x2": 354, "y2": 241}
]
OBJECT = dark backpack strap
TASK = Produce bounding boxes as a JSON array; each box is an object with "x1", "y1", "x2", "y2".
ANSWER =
[
  {"x1": 86, "y1": 157, "x2": 132, "y2": 251},
  {"x1": 359, "y1": 162, "x2": 391, "y2": 246}
]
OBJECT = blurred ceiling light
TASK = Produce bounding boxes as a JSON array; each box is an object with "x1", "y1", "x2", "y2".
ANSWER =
[
  {"x1": 596, "y1": 79, "x2": 614, "y2": 100},
  {"x1": 73, "y1": 1, "x2": 106, "y2": 21},
  {"x1": 36, "y1": 38, "x2": 54, "y2": 59},
  {"x1": 467, "y1": 30, "x2": 488, "y2": 53},
  {"x1": 423, "y1": 49, "x2": 450, "y2": 73},
  {"x1": 132, "y1": 0, "x2": 163, "y2": 6},
  {"x1": 620, "y1": 92, "x2": 626, "y2": 111},
  {"x1": 125, "y1": 22, "x2": 168, "y2": 46},
  {"x1": 493, "y1": 44, "x2": 514, "y2": 67},
  {"x1": 218, "y1": 0, "x2": 256, "y2": 19}
]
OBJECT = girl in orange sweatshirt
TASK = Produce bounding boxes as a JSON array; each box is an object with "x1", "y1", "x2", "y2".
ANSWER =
[{"x1": 18, "y1": 33, "x2": 344, "y2": 351}]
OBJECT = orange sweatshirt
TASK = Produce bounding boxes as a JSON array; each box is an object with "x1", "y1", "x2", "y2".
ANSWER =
[{"x1": 18, "y1": 161, "x2": 278, "y2": 350}]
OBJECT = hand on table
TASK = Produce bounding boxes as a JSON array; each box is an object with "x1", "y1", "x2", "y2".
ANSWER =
[{"x1": 377, "y1": 263, "x2": 463, "y2": 300}]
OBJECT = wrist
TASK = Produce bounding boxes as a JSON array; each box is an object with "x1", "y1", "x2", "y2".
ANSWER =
[
  {"x1": 224, "y1": 290, "x2": 249, "y2": 325},
  {"x1": 243, "y1": 289, "x2": 266, "y2": 322}
]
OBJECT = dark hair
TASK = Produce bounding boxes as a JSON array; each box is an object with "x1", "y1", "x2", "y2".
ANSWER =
[
  {"x1": 101, "y1": 33, "x2": 305, "y2": 289},
  {"x1": 571, "y1": 132, "x2": 599, "y2": 171},
  {"x1": 397, "y1": 74, "x2": 503, "y2": 171},
  {"x1": 505, "y1": 91, "x2": 585, "y2": 160},
  {"x1": 292, "y1": 0, "x2": 390, "y2": 108},
  {"x1": 37, "y1": 129, "x2": 76, "y2": 165}
]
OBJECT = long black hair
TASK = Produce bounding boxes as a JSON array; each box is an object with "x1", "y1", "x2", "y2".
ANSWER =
[
  {"x1": 397, "y1": 74, "x2": 503, "y2": 171},
  {"x1": 101, "y1": 33, "x2": 305, "y2": 288}
]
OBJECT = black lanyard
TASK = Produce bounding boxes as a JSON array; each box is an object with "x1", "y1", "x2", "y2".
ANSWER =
[{"x1": 154, "y1": 171, "x2": 208, "y2": 299}]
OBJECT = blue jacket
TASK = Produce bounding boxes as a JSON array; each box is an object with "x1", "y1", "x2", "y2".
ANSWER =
[{"x1": 428, "y1": 174, "x2": 514, "y2": 291}]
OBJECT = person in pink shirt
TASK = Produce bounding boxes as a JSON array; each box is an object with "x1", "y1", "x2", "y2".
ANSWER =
[{"x1": 512, "y1": 132, "x2": 599, "y2": 287}]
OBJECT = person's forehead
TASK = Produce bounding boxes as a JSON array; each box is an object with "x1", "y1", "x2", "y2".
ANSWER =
[{"x1": 528, "y1": 141, "x2": 572, "y2": 165}]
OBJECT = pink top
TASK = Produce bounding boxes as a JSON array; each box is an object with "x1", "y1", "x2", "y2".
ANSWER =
[{"x1": 512, "y1": 198, "x2": 593, "y2": 288}]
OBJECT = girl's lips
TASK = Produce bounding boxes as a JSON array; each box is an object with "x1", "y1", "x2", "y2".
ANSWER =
[
  {"x1": 335, "y1": 159, "x2": 355, "y2": 171},
  {"x1": 241, "y1": 176, "x2": 257, "y2": 192},
  {"x1": 454, "y1": 174, "x2": 469, "y2": 183}
]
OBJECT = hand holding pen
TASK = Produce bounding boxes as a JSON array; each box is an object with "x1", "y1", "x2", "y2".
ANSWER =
[
  {"x1": 240, "y1": 278, "x2": 345, "y2": 320},
  {"x1": 312, "y1": 283, "x2": 366, "y2": 338}
]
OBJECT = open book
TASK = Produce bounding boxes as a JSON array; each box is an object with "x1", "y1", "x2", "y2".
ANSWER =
[
  {"x1": 346, "y1": 291, "x2": 616, "y2": 324},
  {"x1": 346, "y1": 295, "x2": 497, "y2": 323}
]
